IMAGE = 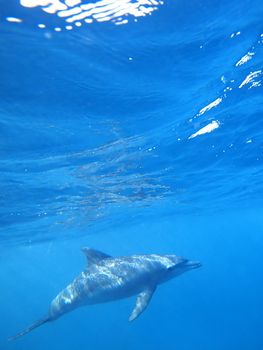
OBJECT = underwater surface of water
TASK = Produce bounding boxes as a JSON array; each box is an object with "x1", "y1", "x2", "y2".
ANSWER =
[{"x1": 0, "y1": 0, "x2": 263, "y2": 349}]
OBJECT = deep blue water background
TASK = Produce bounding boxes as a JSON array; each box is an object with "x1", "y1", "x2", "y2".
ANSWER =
[{"x1": 1, "y1": 0, "x2": 263, "y2": 349}]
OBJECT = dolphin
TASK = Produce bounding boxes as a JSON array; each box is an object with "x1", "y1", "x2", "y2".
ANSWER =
[{"x1": 9, "y1": 248, "x2": 201, "y2": 340}]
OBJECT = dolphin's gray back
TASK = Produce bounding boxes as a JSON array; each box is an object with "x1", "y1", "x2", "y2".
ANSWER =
[
  {"x1": 77, "y1": 254, "x2": 167, "y2": 302},
  {"x1": 50, "y1": 254, "x2": 170, "y2": 316}
]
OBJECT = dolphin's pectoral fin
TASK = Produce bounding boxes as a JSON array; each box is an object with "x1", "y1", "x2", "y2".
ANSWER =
[
  {"x1": 129, "y1": 286, "x2": 156, "y2": 322},
  {"x1": 81, "y1": 247, "x2": 112, "y2": 265}
]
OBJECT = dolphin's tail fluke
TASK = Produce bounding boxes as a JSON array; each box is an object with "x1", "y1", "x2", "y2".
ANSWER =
[{"x1": 8, "y1": 316, "x2": 50, "y2": 341}]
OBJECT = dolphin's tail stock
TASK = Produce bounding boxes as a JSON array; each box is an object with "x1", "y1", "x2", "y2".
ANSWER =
[{"x1": 8, "y1": 316, "x2": 50, "y2": 341}]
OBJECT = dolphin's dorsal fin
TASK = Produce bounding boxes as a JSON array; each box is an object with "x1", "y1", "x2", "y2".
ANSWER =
[
  {"x1": 129, "y1": 286, "x2": 156, "y2": 322},
  {"x1": 81, "y1": 247, "x2": 112, "y2": 265}
]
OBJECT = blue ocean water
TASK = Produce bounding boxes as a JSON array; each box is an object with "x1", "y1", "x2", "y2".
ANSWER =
[{"x1": 1, "y1": 0, "x2": 263, "y2": 349}]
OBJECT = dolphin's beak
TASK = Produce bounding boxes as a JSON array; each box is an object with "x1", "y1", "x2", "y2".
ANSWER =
[{"x1": 185, "y1": 260, "x2": 202, "y2": 269}]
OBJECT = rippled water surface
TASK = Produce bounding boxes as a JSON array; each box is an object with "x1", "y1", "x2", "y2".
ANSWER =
[
  {"x1": 1, "y1": 0, "x2": 263, "y2": 245},
  {"x1": 1, "y1": 0, "x2": 263, "y2": 349}
]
